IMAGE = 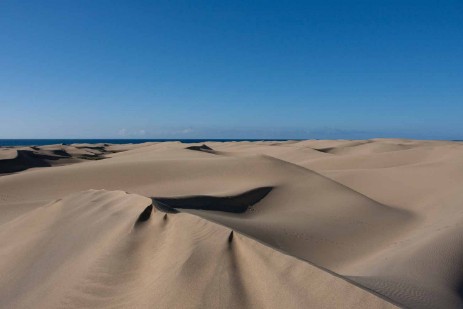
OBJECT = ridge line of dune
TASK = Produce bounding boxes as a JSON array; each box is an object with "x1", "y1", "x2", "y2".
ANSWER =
[{"x1": 254, "y1": 153, "x2": 414, "y2": 217}]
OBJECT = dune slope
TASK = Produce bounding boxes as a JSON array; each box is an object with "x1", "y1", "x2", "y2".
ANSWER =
[{"x1": 0, "y1": 189, "x2": 395, "y2": 308}]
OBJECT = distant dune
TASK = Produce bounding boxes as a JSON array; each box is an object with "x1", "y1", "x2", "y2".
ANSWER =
[
  {"x1": 0, "y1": 143, "x2": 142, "y2": 174},
  {"x1": 1, "y1": 139, "x2": 463, "y2": 308}
]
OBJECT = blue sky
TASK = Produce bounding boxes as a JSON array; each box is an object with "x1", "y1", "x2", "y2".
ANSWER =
[{"x1": 0, "y1": 0, "x2": 462, "y2": 139}]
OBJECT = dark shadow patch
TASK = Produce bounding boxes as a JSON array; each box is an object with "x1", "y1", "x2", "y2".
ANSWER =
[
  {"x1": 0, "y1": 150, "x2": 52, "y2": 174},
  {"x1": 52, "y1": 149, "x2": 71, "y2": 158},
  {"x1": 135, "y1": 204, "x2": 153, "y2": 224},
  {"x1": 185, "y1": 144, "x2": 214, "y2": 153},
  {"x1": 228, "y1": 231, "x2": 234, "y2": 243},
  {"x1": 152, "y1": 186, "x2": 272, "y2": 214},
  {"x1": 314, "y1": 147, "x2": 335, "y2": 154},
  {"x1": 78, "y1": 154, "x2": 106, "y2": 160},
  {"x1": 74, "y1": 145, "x2": 106, "y2": 152},
  {"x1": 153, "y1": 199, "x2": 180, "y2": 213}
]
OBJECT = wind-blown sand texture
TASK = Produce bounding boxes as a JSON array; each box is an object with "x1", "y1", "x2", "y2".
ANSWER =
[{"x1": 1, "y1": 139, "x2": 462, "y2": 308}]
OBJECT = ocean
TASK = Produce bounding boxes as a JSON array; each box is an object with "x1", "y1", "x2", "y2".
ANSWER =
[{"x1": 0, "y1": 139, "x2": 292, "y2": 147}]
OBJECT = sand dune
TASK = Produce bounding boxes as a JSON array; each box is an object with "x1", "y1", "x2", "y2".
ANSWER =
[
  {"x1": 0, "y1": 143, "x2": 150, "y2": 175},
  {"x1": 1, "y1": 139, "x2": 462, "y2": 307},
  {"x1": 0, "y1": 189, "x2": 395, "y2": 308}
]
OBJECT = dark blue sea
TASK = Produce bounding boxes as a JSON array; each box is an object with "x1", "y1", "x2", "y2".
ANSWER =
[{"x1": 0, "y1": 139, "x2": 291, "y2": 147}]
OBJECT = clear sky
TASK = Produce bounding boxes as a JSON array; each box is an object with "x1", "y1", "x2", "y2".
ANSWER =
[{"x1": 1, "y1": 0, "x2": 462, "y2": 139}]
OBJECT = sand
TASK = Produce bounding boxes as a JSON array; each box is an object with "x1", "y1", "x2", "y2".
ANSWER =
[{"x1": 1, "y1": 139, "x2": 462, "y2": 308}]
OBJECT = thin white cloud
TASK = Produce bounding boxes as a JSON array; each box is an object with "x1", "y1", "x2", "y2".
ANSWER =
[{"x1": 180, "y1": 128, "x2": 193, "y2": 134}]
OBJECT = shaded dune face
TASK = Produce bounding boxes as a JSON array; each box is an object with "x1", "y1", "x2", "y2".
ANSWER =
[
  {"x1": 135, "y1": 204, "x2": 154, "y2": 223},
  {"x1": 0, "y1": 144, "x2": 123, "y2": 174},
  {"x1": 185, "y1": 143, "x2": 214, "y2": 152},
  {"x1": 152, "y1": 186, "x2": 272, "y2": 213},
  {"x1": 0, "y1": 189, "x2": 396, "y2": 309},
  {"x1": 0, "y1": 150, "x2": 54, "y2": 174}
]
